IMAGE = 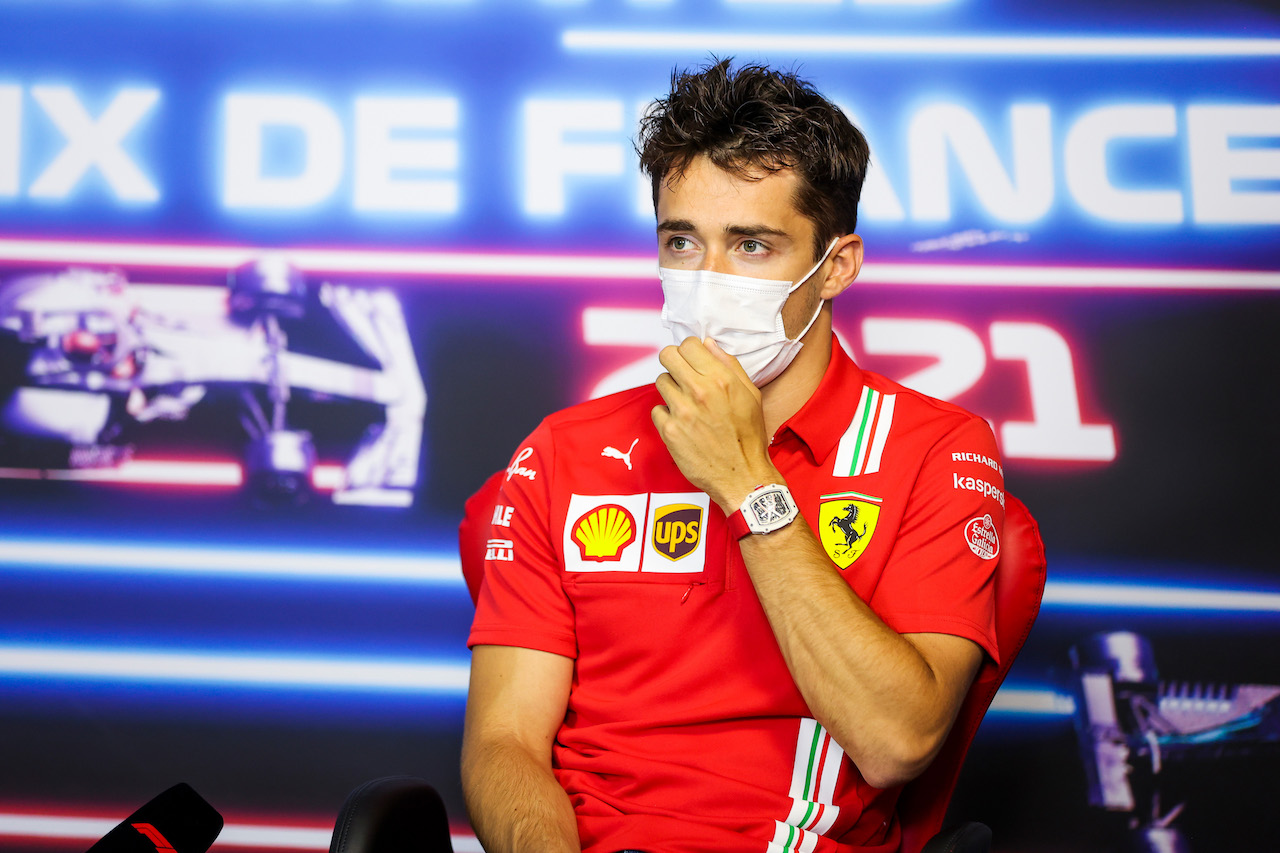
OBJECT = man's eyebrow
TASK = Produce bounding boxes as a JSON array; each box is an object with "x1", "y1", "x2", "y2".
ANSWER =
[
  {"x1": 656, "y1": 218, "x2": 696, "y2": 233},
  {"x1": 656, "y1": 220, "x2": 791, "y2": 240},
  {"x1": 724, "y1": 224, "x2": 790, "y2": 240}
]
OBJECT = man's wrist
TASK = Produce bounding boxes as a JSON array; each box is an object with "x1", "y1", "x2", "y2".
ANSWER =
[
  {"x1": 728, "y1": 482, "x2": 799, "y2": 539},
  {"x1": 714, "y1": 465, "x2": 784, "y2": 514}
]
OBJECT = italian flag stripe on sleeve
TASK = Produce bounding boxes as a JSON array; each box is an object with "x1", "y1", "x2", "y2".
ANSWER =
[
  {"x1": 769, "y1": 821, "x2": 818, "y2": 853},
  {"x1": 833, "y1": 387, "x2": 895, "y2": 477},
  {"x1": 771, "y1": 718, "x2": 844, "y2": 850}
]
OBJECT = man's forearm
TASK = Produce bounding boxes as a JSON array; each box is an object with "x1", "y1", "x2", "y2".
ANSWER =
[
  {"x1": 461, "y1": 737, "x2": 580, "y2": 853},
  {"x1": 738, "y1": 515, "x2": 980, "y2": 789}
]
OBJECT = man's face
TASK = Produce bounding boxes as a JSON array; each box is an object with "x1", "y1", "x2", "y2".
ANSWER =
[{"x1": 655, "y1": 155, "x2": 827, "y2": 340}]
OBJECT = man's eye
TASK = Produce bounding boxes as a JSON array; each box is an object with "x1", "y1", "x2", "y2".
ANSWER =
[
  {"x1": 669, "y1": 237, "x2": 690, "y2": 251},
  {"x1": 741, "y1": 240, "x2": 762, "y2": 253}
]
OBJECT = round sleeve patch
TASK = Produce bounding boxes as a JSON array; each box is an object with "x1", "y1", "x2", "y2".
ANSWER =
[{"x1": 964, "y1": 513, "x2": 1001, "y2": 560}]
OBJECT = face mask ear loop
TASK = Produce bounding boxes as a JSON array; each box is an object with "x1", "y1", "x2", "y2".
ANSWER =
[
  {"x1": 785, "y1": 237, "x2": 841, "y2": 295},
  {"x1": 783, "y1": 237, "x2": 840, "y2": 342},
  {"x1": 791, "y1": 294, "x2": 827, "y2": 343}
]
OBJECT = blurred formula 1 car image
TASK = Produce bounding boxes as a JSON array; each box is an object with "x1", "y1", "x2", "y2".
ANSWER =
[
  {"x1": 0, "y1": 260, "x2": 425, "y2": 506},
  {"x1": 1070, "y1": 631, "x2": 1280, "y2": 853}
]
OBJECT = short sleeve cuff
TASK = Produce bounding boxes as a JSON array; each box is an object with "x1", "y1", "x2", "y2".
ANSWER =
[
  {"x1": 880, "y1": 612, "x2": 1000, "y2": 668},
  {"x1": 468, "y1": 625, "x2": 578, "y2": 660}
]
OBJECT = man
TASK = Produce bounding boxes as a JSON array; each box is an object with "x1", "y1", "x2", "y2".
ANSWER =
[{"x1": 462, "y1": 60, "x2": 1005, "y2": 853}]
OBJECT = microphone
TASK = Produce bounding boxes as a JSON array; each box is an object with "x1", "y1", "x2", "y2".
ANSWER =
[{"x1": 86, "y1": 783, "x2": 223, "y2": 853}]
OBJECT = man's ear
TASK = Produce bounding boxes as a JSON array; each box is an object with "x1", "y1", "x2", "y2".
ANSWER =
[{"x1": 818, "y1": 234, "x2": 863, "y2": 300}]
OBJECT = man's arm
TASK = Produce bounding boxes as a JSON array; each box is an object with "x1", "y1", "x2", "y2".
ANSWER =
[
  {"x1": 736, "y1": 518, "x2": 982, "y2": 789},
  {"x1": 462, "y1": 644, "x2": 579, "y2": 853},
  {"x1": 652, "y1": 337, "x2": 985, "y2": 790}
]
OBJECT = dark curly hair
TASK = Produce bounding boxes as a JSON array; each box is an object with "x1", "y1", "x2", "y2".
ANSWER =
[{"x1": 637, "y1": 59, "x2": 871, "y2": 260}]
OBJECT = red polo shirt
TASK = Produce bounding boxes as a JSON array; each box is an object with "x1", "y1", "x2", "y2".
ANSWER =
[{"x1": 469, "y1": 338, "x2": 1004, "y2": 853}]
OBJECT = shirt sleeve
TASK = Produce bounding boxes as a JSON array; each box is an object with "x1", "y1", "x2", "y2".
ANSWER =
[
  {"x1": 466, "y1": 420, "x2": 577, "y2": 659},
  {"x1": 869, "y1": 414, "x2": 1003, "y2": 665}
]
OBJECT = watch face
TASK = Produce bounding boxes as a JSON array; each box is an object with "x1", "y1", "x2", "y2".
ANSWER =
[{"x1": 749, "y1": 489, "x2": 791, "y2": 525}]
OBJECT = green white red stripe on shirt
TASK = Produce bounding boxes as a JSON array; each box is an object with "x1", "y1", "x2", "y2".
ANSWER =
[
  {"x1": 769, "y1": 718, "x2": 844, "y2": 852},
  {"x1": 832, "y1": 387, "x2": 895, "y2": 477},
  {"x1": 818, "y1": 490, "x2": 883, "y2": 504}
]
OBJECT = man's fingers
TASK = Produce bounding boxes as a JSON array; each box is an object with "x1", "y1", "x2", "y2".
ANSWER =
[
  {"x1": 704, "y1": 338, "x2": 754, "y2": 384},
  {"x1": 661, "y1": 337, "x2": 727, "y2": 380},
  {"x1": 667, "y1": 336, "x2": 754, "y2": 391},
  {"x1": 658, "y1": 340, "x2": 722, "y2": 396},
  {"x1": 704, "y1": 338, "x2": 763, "y2": 403},
  {"x1": 654, "y1": 371, "x2": 679, "y2": 404},
  {"x1": 659, "y1": 337, "x2": 708, "y2": 364},
  {"x1": 656, "y1": 372, "x2": 696, "y2": 422},
  {"x1": 677, "y1": 336, "x2": 724, "y2": 374},
  {"x1": 650, "y1": 404, "x2": 670, "y2": 432},
  {"x1": 657, "y1": 342, "x2": 697, "y2": 387}
]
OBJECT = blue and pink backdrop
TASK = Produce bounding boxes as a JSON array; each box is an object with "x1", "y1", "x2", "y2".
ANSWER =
[{"x1": 1, "y1": 1, "x2": 1277, "y2": 851}]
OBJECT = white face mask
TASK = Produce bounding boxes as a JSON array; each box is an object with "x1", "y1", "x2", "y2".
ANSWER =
[{"x1": 659, "y1": 238, "x2": 838, "y2": 387}]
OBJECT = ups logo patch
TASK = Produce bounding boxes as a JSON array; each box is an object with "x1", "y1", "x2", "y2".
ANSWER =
[{"x1": 651, "y1": 503, "x2": 703, "y2": 561}]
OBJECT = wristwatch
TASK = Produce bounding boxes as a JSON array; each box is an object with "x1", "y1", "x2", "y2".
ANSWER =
[{"x1": 728, "y1": 483, "x2": 799, "y2": 539}]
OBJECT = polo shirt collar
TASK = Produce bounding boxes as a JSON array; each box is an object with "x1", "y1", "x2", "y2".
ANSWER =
[{"x1": 776, "y1": 334, "x2": 864, "y2": 465}]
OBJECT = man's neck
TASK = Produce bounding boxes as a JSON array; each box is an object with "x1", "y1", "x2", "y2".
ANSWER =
[{"x1": 759, "y1": 316, "x2": 833, "y2": 440}]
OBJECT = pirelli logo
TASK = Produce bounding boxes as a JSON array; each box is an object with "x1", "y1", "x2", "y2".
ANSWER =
[{"x1": 651, "y1": 503, "x2": 703, "y2": 561}]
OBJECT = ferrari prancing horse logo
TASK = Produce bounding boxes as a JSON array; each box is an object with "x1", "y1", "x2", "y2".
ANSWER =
[{"x1": 818, "y1": 492, "x2": 882, "y2": 569}]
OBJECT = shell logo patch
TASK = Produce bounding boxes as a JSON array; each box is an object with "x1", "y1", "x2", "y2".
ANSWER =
[
  {"x1": 572, "y1": 504, "x2": 637, "y2": 561},
  {"x1": 964, "y1": 513, "x2": 1000, "y2": 560},
  {"x1": 818, "y1": 491, "x2": 882, "y2": 570},
  {"x1": 651, "y1": 503, "x2": 703, "y2": 561}
]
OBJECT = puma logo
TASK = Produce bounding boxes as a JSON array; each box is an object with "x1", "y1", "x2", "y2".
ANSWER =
[{"x1": 601, "y1": 438, "x2": 639, "y2": 471}]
